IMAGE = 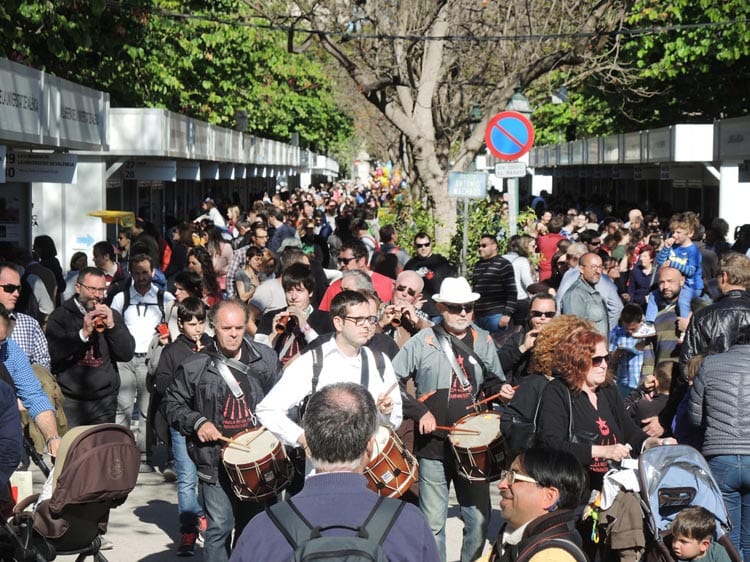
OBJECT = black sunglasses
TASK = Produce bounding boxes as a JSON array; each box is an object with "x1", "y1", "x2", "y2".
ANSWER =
[
  {"x1": 396, "y1": 285, "x2": 417, "y2": 297},
  {"x1": 443, "y1": 303, "x2": 474, "y2": 314},
  {"x1": 529, "y1": 310, "x2": 555, "y2": 319},
  {"x1": 415, "y1": 242, "x2": 431, "y2": 249},
  {"x1": 0, "y1": 284, "x2": 22, "y2": 294},
  {"x1": 339, "y1": 256, "x2": 359, "y2": 266},
  {"x1": 591, "y1": 355, "x2": 608, "y2": 366}
]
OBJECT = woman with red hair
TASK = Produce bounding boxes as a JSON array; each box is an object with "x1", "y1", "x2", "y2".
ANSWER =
[{"x1": 535, "y1": 329, "x2": 660, "y2": 490}]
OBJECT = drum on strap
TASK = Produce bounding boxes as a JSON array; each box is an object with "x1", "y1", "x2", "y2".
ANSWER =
[
  {"x1": 364, "y1": 426, "x2": 418, "y2": 498},
  {"x1": 221, "y1": 428, "x2": 292, "y2": 502},
  {"x1": 448, "y1": 412, "x2": 506, "y2": 482}
]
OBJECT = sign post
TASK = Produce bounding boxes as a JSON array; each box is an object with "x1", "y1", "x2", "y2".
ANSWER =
[
  {"x1": 485, "y1": 111, "x2": 535, "y2": 236},
  {"x1": 448, "y1": 172, "x2": 488, "y2": 276}
]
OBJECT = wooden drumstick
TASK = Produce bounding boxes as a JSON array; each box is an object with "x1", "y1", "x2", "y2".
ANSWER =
[
  {"x1": 466, "y1": 391, "x2": 503, "y2": 410},
  {"x1": 377, "y1": 381, "x2": 398, "y2": 406},
  {"x1": 418, "y1": 390, "x2": 437, "y2": 403},
  {"x1": 433, "y1": 425, "x2": 481, "y2": 435},
  {"x1": 218, "y1": 428, "x2": 265, "y2": 452}
]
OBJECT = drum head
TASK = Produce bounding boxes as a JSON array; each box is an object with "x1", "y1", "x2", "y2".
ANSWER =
[
  {"x1": 449, "y1": 412, "x2": 502, "y2": 448},
  {"x1": 223, "y1": 430, "x2": 279, "y2": 464},
  {"x1": 369, "y1": 426, "x2": 392, "y2": 461}
]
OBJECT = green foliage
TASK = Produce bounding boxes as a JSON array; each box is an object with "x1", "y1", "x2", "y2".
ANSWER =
[
  {"x1": 449, "y1": 200, "x2": 538, "y2": 278},
  {"x1": 0, "y1": 0, "x2": 353, "y2": 154},
  {"x1": 378, "y1": 192, "x2": 441, "y2": 253}
]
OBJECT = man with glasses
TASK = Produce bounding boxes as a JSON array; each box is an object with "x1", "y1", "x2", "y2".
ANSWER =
[
  {"x1": 560, "y1": 253, "x2": 610, "y2": 337},
  {"x1": 472, "y1": 234, "x2": 517, "y2": 334},
  {"x1": 46, "y1": 266, "x2": 135, "y2": 428},
  {"x1": 487, "y1": 447, "x2": 588, "y2": 562},
  {"x1": 392, "y1": 277, "x2": 513, "y2": 562},
  {"x1": 318, "y1": 239, "x2": 394, "y2": 311},
  {"x1": 404, "y1": 231, "x2": 456, "y2": 319},
  {"x1": 379, "y1": 270, "x2": 433, "y2": 348},
  {"x1": 258, "y1": 290, "x2": 402, "y2": 459}
]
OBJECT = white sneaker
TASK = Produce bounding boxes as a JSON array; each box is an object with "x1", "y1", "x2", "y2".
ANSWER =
[{"x1": 632, "y1": 322, "x2": 656, "y2": 338}]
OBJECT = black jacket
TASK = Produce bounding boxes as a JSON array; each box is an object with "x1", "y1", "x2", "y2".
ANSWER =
[
  {"x1": 163, "y1": 339, "x2": 282, "y2": 483},
  {"x1": 490, "y1": 509, "x2": 587, "y2": 562},
  {"x1": 47, "y1": 298, "x2": 135, "y2": 400},
  {"x1": 497, "y1": 329, "x2": 532, "y2": 385},
  {"x1": 681, "y1": 289, "x2": 750, "y2": 364}
]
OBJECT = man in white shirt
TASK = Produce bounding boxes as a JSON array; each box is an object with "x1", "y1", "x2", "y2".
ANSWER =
[
  {"x1": 257, "y1": 290, "x2": 402, "y2": 453},
  {"x1": 110, "y1": 254, "x2": 175, "y2": 472}
]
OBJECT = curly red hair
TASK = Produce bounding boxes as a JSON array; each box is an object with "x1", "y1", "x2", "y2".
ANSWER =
[{"x1": 552, "y1": 329, "x2": 610, "y2": 391}]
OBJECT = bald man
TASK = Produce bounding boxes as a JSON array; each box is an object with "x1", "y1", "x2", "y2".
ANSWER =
[
  {"x1": 379, "y1": 270, "x2": 433, "y2": 348},
  {"x1": 560, "y1": 253, "x2": 609, "y2": 337}
]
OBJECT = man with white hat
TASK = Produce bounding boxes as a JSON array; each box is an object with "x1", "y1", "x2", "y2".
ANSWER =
[{"x1": 392, "y1": 277, "x2": 515, "y2": 562}]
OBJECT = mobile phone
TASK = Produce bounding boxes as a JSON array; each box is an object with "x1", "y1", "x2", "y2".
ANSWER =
[{"x1": 156, "y1": 323, "x2": 170, "y2": 338}]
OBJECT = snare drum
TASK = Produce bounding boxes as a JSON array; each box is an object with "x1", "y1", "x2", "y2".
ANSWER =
[
  {"x1": 364, "y1": 426, "x2": 418, "y2": 498},
  {"x1": 221, "y1": 428, "x2": 292, "y2": 502},
  {"x1": 448, "y1": 412, "x2": 506, "y2": 482}
]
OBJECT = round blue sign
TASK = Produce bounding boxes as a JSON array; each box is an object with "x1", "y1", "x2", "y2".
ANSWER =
[{"x1": 484, "y1": 111, "x2": 535, "y2": 161}]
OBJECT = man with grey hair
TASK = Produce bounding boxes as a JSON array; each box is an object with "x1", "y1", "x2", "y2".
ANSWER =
[{"x1": 230, "y1": 382, "x2": 438, "y2": 561}]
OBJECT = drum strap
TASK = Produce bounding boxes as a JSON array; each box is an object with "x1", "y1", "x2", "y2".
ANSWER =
[
  {"x1": 433, "y1": 326, "x2": 473, "y2": 394},
  {"x1": 211, "y1": 356, "x2": 246, "y2": 399}
]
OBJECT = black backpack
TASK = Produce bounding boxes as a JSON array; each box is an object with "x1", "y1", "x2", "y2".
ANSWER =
[
  {"x1": 266, "y1": 496, "x2": 404, "y2": 561},
  {"x1": 108, "y1": 277, "x2": 166, "y2": 323}
]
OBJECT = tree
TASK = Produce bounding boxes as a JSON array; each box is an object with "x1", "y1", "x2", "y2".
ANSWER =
[
  {"x1": 0, "y1": 0, "x2": 353, "y2": 154},
  {"x1": 250, "y1": 0, "x2": 634, "y2": 244}
]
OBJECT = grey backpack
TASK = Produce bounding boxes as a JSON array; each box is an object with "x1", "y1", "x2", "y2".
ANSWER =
[{"x1": 266, "y1": 496, "x2": 404, "y2": 561}]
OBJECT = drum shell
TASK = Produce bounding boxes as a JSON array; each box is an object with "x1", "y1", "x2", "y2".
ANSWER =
[
  {"x1": 221, "y1": 428, "x2": 292, "y2": 502},
  {"x1": 449, "y1": 412, "x2": 506, "y2": 482},
  {"x1": 364, "y1": 426, "x2": 418, "y2": 498}
]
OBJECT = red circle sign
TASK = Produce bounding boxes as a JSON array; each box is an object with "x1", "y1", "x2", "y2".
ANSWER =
[{"x1": 484, "y1": 111, "x2": 535, "y2": 161}]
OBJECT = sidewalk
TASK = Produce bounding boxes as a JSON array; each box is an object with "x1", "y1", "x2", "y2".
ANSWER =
[{"x1": 29, "y1": 462, "x2": 503, "y2": 561}]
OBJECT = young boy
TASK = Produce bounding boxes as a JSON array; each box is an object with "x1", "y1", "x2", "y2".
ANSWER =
[
  {"x1": 609, "y1": 303, "x2": 652, "y2": 397},
  {"x1": 670, "y1": 506, "x2": 731, "y2": 562},
  {"x1": 643, "y1": 212, "x2": 703, "y2": 337}
]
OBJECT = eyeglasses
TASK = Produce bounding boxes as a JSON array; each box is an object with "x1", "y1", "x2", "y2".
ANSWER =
[
  {"x1": 591, "y1": 355, "x2": 609, "y2": 366},
  {"x1": 478, "y1": 244, "x2": 489, "y2": 248},
  {"x1": 590, "y1": 240, "x2": 602, "y2": 246},
  {"x1": 396, "y1": 285, "x2": 417, "y2": 297},
  {"x1": 339, "y1": 256, "x2": 359, "y2": 266},
  {"x1": 443, "y1": 303, "x2": 474, "y2": 314},
  {"x1": 78, "y1": 283, "x2": 107, "y2": 294},
  {"x1": 342, "y1": 315, "x2": 378, "y2": 327},
  {"x1": 500, "y1": 469, "x2": 538, "y2": 486},
  {"x1": 0, "y1": 284, "x2": 22, "y2": 294},
  {"x1": 530, "y1": 310, "x2": 556, "y2": 319},
  {"x1": 415, "y1": 242, "x2": 431, "y2": 249}
]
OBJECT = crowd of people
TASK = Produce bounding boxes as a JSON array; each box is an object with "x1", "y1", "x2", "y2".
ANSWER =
[{"x1": 0, "y1": 180, "x2": 749, "y2": 561}]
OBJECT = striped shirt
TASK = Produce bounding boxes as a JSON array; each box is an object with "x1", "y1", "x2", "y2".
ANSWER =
[{"x1": 472, "y1": 255, "x2": 517, "y2": 316}]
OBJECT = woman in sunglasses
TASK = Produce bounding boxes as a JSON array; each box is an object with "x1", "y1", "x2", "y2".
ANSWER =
[
  {"x1": 535, "y1": 328, "x2": 667, "y2": 559},
  {"x1": 497, "y1": 293, "x2": 556, "y2": 385}
]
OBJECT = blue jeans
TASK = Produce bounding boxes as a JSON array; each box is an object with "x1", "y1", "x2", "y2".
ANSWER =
[
  {"x1": 170, "y1": 428, "x2": 203, "y2": 532},
  {"x1": 418, "y1": 456, "x2": 490, "y2": 562},
  {"x1": 708, "y1": 455, "x2": 750, "y2": 560},
  {"x1": 199, "y1": 467, "x2": 265, "y2": 562},
  {"x1": 474, "y1": 313, "x2": 505, "y2": 334}
]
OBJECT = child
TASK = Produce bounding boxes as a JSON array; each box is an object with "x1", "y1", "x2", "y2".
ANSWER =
[
  {"x1": 670, "y1": 506, "x2": 731, "y2": 562},
  {"x1": 643, "y1": 212, "x2": 703, "y2": 337},
  {"x1": 609, "y1": 303, "x2": 652, "y2": 397},
  {"x1": 624, "y1": 361, "x2": 671, "y2": 421}
]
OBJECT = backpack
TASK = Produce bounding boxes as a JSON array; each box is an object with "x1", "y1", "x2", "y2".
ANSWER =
[
  {"x1": 266, "y1": 496, "x2": 404, "y2": 562},
  {"x1": 109, "y1": 277, "x2": 166, "y2": 322}
]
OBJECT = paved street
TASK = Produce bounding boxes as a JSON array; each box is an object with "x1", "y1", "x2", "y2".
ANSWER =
[{"x1": 28, "y1": 459, "x2": 504, "y2": 562}]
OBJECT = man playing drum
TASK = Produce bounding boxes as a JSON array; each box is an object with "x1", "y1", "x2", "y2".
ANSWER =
[
  {"x1": 392, "y1": 277, "x2": 514, "y2": 562},
  {"x1": 164, "y1": 299, "x2": 282, "y2": 562},
  {"x1": 257, "y1": 290, "x2": 402, "y2": 463}
]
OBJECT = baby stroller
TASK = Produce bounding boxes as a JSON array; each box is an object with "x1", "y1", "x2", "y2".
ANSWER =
[
  {"x1": 1, "y1": 424, "x2": 140, "y2": 561},
  {"x1": 639, "y1": 444, "x2": 741, "y2": 562}
]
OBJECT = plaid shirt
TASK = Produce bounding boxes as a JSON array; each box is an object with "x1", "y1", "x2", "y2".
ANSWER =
[
  {"x1": 0, "y1": 337, "x2": 53, "y2": 418},
  {"x1": 9, "y1": 312, "x2": 51, "y2": 370},
  {"x1": 609, "y1": 324, "x2": 649, "y2": 390}
]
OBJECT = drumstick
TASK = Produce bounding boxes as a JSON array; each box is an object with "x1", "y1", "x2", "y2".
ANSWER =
[
  {"x1": 377, "y1": 381, "x2": 398, "y2": 406},
  {"x1": 467, "y1": 391, "x2": 503, "y2": 410},
  {"x1": 218, "y1": 429, "x2": 265, "y2": 452},
  {"x1": 433, "y1": 425, "x2": 481, "y2": 435}
]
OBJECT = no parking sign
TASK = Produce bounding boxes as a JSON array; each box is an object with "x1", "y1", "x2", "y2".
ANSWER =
[{"x1": 484, "y1": 111, "x2": 535, "y2": 161}]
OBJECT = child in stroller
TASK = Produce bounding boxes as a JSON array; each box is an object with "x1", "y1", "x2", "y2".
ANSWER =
[
  {"x1": 669, "y1": 507, "x2": 730, "y2": 562},
  {"x1": 0, "y1": 424, "x2": 139, "y2": 562}
]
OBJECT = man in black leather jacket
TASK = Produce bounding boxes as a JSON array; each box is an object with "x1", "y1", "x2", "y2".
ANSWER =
[
  {"x1": 646, "y1": 252, "x2": 750, "y2": 438},
  {"x1": 489, "y1": 447, "x2": 588, "y2": 562},
  {"x1": 164, "y1": 299, "x2": 282, "y2": 562}
]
